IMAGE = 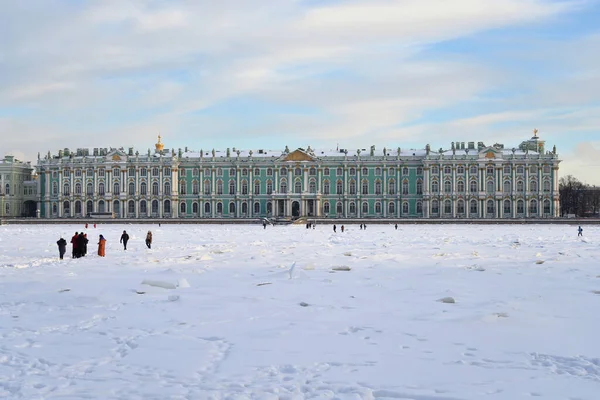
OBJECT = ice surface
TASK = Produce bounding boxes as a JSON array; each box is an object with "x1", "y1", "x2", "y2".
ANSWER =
[{"x1": 0, "y1": 223, "x2": 599, "y2": 399}]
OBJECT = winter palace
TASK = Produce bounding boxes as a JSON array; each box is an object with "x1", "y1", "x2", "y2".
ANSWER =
[
  {"x1": 0, "y1": 130, "x2": 560, "y2": 219},
  {"x1": 11, "y1": 130, "x2": 558, "y2": 221}
]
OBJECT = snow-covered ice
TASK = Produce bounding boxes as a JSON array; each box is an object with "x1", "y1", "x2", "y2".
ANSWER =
[{"x1": 1, "y1": 223, "x2": 599, "y2": 399}]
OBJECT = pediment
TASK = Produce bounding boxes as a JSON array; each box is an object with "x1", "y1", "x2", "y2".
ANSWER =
[
  {"x1": 478, "y1": 147, "x2": 503, "y2": 159},
  {"x1": 106, "y1": 149, "x2": 127, "y2": 161},
  {"x1": 281, "y1": 149, "x2": 316, "y2": 162}
]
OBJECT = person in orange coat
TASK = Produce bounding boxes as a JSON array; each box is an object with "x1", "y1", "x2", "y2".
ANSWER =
[{"x1": 97, "y1": 234, "x2": 106, "y2": 257}]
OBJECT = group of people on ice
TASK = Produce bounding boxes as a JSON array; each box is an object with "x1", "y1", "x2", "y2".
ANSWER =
[{"x1": 56, "y1": 229, "x2": 153, "y2": 259}]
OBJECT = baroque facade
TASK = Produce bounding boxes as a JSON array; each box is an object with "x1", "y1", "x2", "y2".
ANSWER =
[
  {"x1": 35, "y1": 132, "x2": 561, "y2": 220},
  {"x1": 0, "y1": 155, "x2": 38, "y2": 218}
]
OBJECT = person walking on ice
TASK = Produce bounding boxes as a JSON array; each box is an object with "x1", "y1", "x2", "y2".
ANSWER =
[
  {"x1": 120, "y1": 230, "x2": 130, "y2": 250},
  {"x1": 57, "y1": 237, "x2": 67, "y2": 260},
  {"x1": 97, "y1": 235, "x2": 106, "y2": 257},
  {"x1": 145, "y1": 231, "x2": 153, "y2": 249},
  {"x1": 578, "y1": 226, "x2": 583, "y2": 237}
]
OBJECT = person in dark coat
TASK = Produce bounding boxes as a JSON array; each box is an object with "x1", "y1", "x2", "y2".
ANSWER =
[
  {"x1": 120, "y1": 230, "x2": 129, "y2": 250},
  {"x1": 77, "y1": 233, "x2": 88, "y2": 257},
  {"x1": 57, "y1": 237, "x2": 67, "y2": 260},
  {"x1": 71, "y1": 232, "x2": 79, "y2": 258},
  {"x1": 333, "y1": 224, "x2": 336, "y2": 233},
  {"x1": 145, "y1": 231, "x2": 152, "y2": 249}
]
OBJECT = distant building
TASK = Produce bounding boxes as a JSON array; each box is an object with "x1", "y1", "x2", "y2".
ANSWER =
[
  {"x1": 0, "y1": 155, "x2": 37, "y2": 218},
  {"x1": 34, "y1": 131, "x2": 561, "y2": 219}
]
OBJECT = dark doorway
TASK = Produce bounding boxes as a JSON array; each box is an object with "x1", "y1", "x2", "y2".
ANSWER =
[{"x1": 292, "y1": 201, "x2": 300, "y2": 217}]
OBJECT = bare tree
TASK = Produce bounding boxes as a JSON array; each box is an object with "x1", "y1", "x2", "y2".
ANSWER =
[{"x1": 559, "y1": 175, "x2": 585, "y2": 217}]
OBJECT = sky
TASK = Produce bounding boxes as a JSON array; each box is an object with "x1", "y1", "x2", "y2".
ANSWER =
[{"x1": 1, "y1": 0, "x2": 599, "y2": 184}]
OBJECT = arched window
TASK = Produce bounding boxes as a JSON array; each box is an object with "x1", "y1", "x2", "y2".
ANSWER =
[
  {"x1": 516, "y1": 166, "x2": 524, "y2": 174},
  {"x1": 336, "y1": 201, "x2": 343, "y2": 214},
  {"x1": 180, "y1": 202, "x2": 186, "y2": 214},
  {"x1": 254, "y1": 180, "x2": 260, "y2": 195},
  {"x1": 375, "y1": 180, "x2": 382, "y2": 195},
  {"x1": 444, "y1": 200, "x2": 451, "y2": 214},
  {"x1": 217, "y1": 202, "x2": 223, "y2": 214},
  {"x1": 402, "y1": 167, "x2": 409, "y2": 176},
  {"x1": 388, "y1": 179, "x2": 396, "y2": 195},
  {"x1": 217, "y1": 180, "x2": 223, "y2": 195},
  {"x1": 113, "y1": 182, "x2": 120, "y2": 194},
  {"x1": 193, "y1": 202, "x2": 199, "y2": 214},
  {"x1": 280, "y1": 179, "x2": 287, "y2": 193},
  {"x1": 86, "y1": 200, "x2": 93, "y2": 214},
  {"x1": 402, "y1": 180, "x2": 409, "y2": 195},
  {"x1": 266, "y1": 180, "x2": 273, "y2": 194},
  {"x1": 517, "y1": 200, "x2": 524, "y2": 214},
  {"x1": 431, "y1": 181, "x2": 439, "y2": 193},
  {"x1": 52, "y1": 182, "x2": 58, "y2": 195},
  {"x1": 544, "y1": 199, "x2": 551, "y2": 214},
  {"x1": 362, "y1": 202, "x2": 369, "y2": 214},
  {"x1": 229, "y1": 202, "x2": 236, "y2": 214},
  {"x1": 323, "y1": 201, "x2": 330, "y2": 214},
  {"x1": 152, "y1": 200, "x2": 159, "y2": 214},
  {"x1": 204, "y1": 202, "x2": 211, "y2": 214},
  {"x1": 530, "y1": 199, "x2": 538, "y2": 214},
  {"x1": 336, "y1": 180, "x2": 343, "y2": 194},
  {"x1": 254, "y1": 202, "x2": 260, "y2": 214},
  {"x1": 309, "y1": 167, "x2": 316, "y2": 176},
  {"x1": 152, "y1": 182, "x2": 159, "y2": 195},
  {"x1": 457, "y1": 199, "x2": 465, "y2": 214},
  {"x1": 75, "y1": 183, "x2": 82, "y2": 194},
  {"x1": 517, "y1": 180, "x2": 524, "y2": 192},
  {"x1": 113, "y1": 200, "x2": 120, "y2": 216},
  {"x1": 75, "y1": 201, "x2": 82, "y2": 214},
  {"x1": 416, "y1": 167, "x2": 423, "y2": 175},
  {"x1": 309, "y1": 179, "x2": 316, "y2": 193},
  {"x1": 416, "y1": 180, "x2": 423, "y2": 195},
  {"x1": 470, "y1": 180, "x2": 477, "y2": 193},
  {"x1": 349, "y1": 202, "x2": 356, "y2": 214},
  {"x1": 52, "y1": 203, "x2": 58, "y2": 214},
  {"x1": 241, "y1": 180, "x2": 248, "y2": 195},
  {"x1": 530, "y1": 180, "x2": 538, "y2": 192},
  {"x1": 242, "y1": 202, "x2": 248, "y2": 215},
  {"x1": 457, "y1": 180, "x2": 465, "y2": 192},
  {"x1": 129, "y1": 182, "x2": 135, "y2": 195},
  {"x1": 487, "y1": 180, "x2": 494, "y2": 193},
  {"x1": 128, "y1": 200, "x2": 135, "y2": 215},
  {"x1": 140, "y1": 200, "x2": 147, "y2": 214},
  {"x1": 164, "y1": 200, "x2": 171, "y2": 214},
  {"x1": 281, "y1": 167, "x2": 288, "y2": 176},
  {"x1": 403, "y1": 202, "x2": 409, "y2": 215},
  {"x1": 164, "y1": 182, "x2": 171, "y2": 194},
  {"x1": 98, "y1": 200, "x2": 105, "y2": 213},
  {"x1": 362, "y1": 180, "x2": 368, "y2": 195},
  {"x1": 193, "y1": 181, "x2": 199, "y2": 195},
  {"x1": 87, "y1": 182, "x2": 93, "y2": 195},
  {"x1": 388, "y1": 202, "x2": 395, "y2": 215},
  {"x1": 375, "y1": 201, "x2": 382, "y2": 213},
  {"x1": 180, "y1": 181, "x2": 187, "y2": 195},
  {"x1": 204, "y1": 180, "x2": 211, "y2": 195},
  {"x1": 416, "y1": 201, "x2": 423, "y2": 214},
  {"x1": 375, "y1": 167, "x2": 382, "y2": 176},
  {"x1": 431, "y1": 200, "x2": 439, "y2": 214},
  {"x1": 295, "y1": 167, "x2": 302, "y2": 176},
  {"x1": 63, "y1": 183, "x2": 70, "y2": 196},
  {"x1": 349, "y1": 180, "x2": 356, "y2": 195},
  {"x1": 444, "y1": 166, "x2": 451, "y2": 174},
  {"x1": 229, "y1": 180, "x2": 235, "y2": 195},
  {"x1": 444, "y1": 180, "x2": 452, "y2": 192},
  {"x1": 336, "y1": 167, "x2": 342, "y2": 176},
  {"x1": 470, "y1": 200, "x2": 478, "y2": 214},
  {"x1": 349, "y1": 167, "x2": 356, "y2": 175},
  {"x1": 503, "y1": 180, "x2": 511, "y2": 192},
  {"x1": 266, "y1": 168, "x2": 273, "y2": 176},
  {"x1": 324, "y1": 167, "x2": 330, "y2": 176},
  {"x1": 487, "y1": 199, "x2": 494, "y2": 215},
  {"x1": 323, "y1": 180, "x2": 330, "y2": 195},
  {"x1": 504, "y1": 200, "x2": 511, "y2": 215},
  {"x1": 457, "y1": 166, "x2": 465, "y2": 174},
  {"x1": 543, "y1": 180, "x2": 551, "y2": 192},
  {"x1": 295, "y1": 180, "x2": 302, "y2": 193}
]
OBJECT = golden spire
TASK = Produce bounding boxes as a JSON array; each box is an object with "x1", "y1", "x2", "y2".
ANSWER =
[
  {"x1": 155, "y1": 133, "x2": 164, "y2": 152},
  {"x1": 533, "y1": 128, "x2": 538, "y2": 138}
]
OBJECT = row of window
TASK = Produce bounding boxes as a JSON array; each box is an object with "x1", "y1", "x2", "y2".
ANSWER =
[
  {"x1": 430, "y1": 165, "x2": 552, "y2": 175},
  {"x1": 53, "y1": 197, "x2": 553, "y2": 217},
  {"x1": 53, "y1": 177, "x2": 554, "y2": 196},
  {"x1": 51, "y1": 163, "x2": 555, "y2": 180}
]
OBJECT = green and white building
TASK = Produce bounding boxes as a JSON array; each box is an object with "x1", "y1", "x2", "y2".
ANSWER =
[
  {"x1": 0, "y1": 155, "x2": 38, "y2": 218},
  {"x1": 35, "y1": 132, "x2": 561, "y2": 220}
]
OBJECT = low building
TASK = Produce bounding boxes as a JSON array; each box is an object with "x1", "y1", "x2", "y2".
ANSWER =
[{"x1": 0, "y1": 155, "x2": 37, "y2": 218}]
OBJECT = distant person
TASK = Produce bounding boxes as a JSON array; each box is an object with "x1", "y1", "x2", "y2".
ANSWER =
[
  {"x1": 395, "y1": 224, "x2": 398, "y2": 230},
  {"x1": 263, "y1": 221, "x2": 267, "y2": 229},
  {"x1": 360, "y1": 224, "x2": 363, "y2": 230},
  {"x1": 57, "y1": 237, "x2": 67, "y2": 260},
  {"x1": 341, "y1": 225, "x2": 345, "y2": 233},
  {"x1": 97, "y1": 235, "x2": 106, "y2": 257},
  {"x1": 120, "y1": 230, "x2": 129, "y2": 250},
  {"x1": 578, "y1": 226, "x2": 583, "y2": 237},
  {"x1": 145, "y1": 231, "x2": 153, "y2": 249},
  {"x1": 93, "y1": 223, "x2": 96, "y2": 228},
  {"x1": 333, "y1": 224, "x2": 337, "y2": 233},
  {"x1": 85, "y1": 223, "x2": 88, "y2": 229},
  {"x1": 71, "y1": 232, "x2": 79, "y2": 258},
  {"x1": 77, "y1": 232, "x2": 88, "y2": 257}
]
